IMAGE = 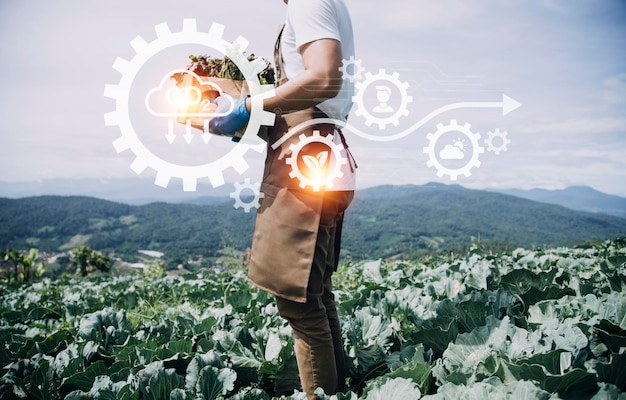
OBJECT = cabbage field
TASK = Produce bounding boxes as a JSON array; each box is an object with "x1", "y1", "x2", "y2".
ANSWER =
[{"x1": 1, "y1": 239, "x2": 625, "y2": 399}]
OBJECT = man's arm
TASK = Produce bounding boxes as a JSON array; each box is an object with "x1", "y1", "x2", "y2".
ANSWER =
[{"x1": 257, "y1": 38, "x2": 343, "y2": 113}]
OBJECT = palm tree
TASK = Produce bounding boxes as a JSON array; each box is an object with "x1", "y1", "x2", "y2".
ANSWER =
[
  {"x1": 71, "y1": 245, "x2": 111, "y2": 276},
  {"x1": 0, "y1": 249, "x2": 19, "y2": 282},
  {"x1": 1, "y1": 248, "x2": 46, "y2": 282}
]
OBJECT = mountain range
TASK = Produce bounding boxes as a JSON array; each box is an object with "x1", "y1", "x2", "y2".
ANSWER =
[
  {"x1": 2, "y1": 179, "x2": 625, "y2": 218},
  {"x1": 492, "y1": 186, "x2": 626, "y2": 219},
  {"x1": 0, "y1": 183, "x2": 624, "y2": 267}
]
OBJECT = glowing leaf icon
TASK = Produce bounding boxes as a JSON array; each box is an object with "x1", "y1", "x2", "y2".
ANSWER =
[{"x1": 303, "y1": 151, "x2": 329, "y2": 176}]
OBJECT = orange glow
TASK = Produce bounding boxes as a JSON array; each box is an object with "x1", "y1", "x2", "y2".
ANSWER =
[{"x1": 180, "y1": 87, "x2": 202, "y2": 106}]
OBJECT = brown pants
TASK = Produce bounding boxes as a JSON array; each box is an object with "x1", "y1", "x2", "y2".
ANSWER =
[{"x1": 275, "y1": 190, "x2": 353, "y2": 399}]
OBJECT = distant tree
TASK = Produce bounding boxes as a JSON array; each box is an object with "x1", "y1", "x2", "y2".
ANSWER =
[
  {"x1": 71, "y1": 245, "x2": 111, "y2": 276},
  {"x1": 1, "y1": 248, "x2": 46, "y2": 283},
  {"x1": 143, "y1": 259, "x2": 166, "y2": 279},
  {"x1": 22, "y1": 249, "x2": 46, "y2": 282},
  {"x1": 1, "y1": 249, "x2": 18, "y2": 282}
]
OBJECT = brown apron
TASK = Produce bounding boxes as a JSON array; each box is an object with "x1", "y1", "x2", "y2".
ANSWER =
[{"x1": 247, "y1": 25, "x2": 351, "y2": 303}]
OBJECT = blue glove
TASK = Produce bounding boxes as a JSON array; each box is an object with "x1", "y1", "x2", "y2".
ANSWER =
[{"x1": 209, "y1": 95, "x2": 250, "y2": 137}]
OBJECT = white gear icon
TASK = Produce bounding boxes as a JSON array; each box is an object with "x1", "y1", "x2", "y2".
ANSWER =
[
  {"x1": 352, "y1": 68, "x2": 412, "y2": 130},
  {"x1": 423, "y1": 120, "x2": 484, "y2": 181},
  {"x1": 285, "y1": 131, "x2": 348, "y2": 192},
  {"x1": 485, "y1": 128, "x2": 510, "y2": 155},
  {"x1": 230, "y1": 179, "x2": 264, "y2": 213},
  {"x1": 339, "y1": 56, "x2": 365, "y2": 82},
  {"x1": 104, "y1": 19, "x2": 276, "y2": 191}
]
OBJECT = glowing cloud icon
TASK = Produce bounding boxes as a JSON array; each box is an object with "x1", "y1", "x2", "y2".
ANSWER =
[{"x1": 144, "y1": 69, "x2": 234, "y2": 118}]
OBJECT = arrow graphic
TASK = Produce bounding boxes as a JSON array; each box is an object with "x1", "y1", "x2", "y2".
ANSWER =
[
  {"x1": 346, "y1": 94, "x2": 522, "y2": 142},
  {"x1": 165, "y1": 119, "x2": 176, "y2": 144},
  {"x1": 272, "y1": 94, "x2": 522, "y2": 148},
  {"x1": 183, "y1": 120, "x2": 194, "y2": 144},
  {"x1": 200, "y1": 120, "x2": 211, "y2": 144}
]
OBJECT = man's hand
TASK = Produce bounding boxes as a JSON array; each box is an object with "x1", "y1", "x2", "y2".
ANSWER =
[{"x1": 209, "y1": 95, "x2": 250, "y2": 137}]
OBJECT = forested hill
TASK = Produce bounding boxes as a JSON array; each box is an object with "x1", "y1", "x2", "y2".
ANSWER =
[
  {"x1": 342, "y1": 183, "x2": 626, "y2": 258},
  {"x1": 1, "y1": 184, "x2": 625, "y2": 265},
  {"x1": 0, "y1": 195, "x2": 253, "y2": 265}
]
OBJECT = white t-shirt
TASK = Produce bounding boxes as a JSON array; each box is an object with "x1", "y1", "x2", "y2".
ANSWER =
[
  {"x1": 282, "y1": 0, "x2": 355, "y2": 122},
  {"x1": 281, "y1": 0, "x2": 357, "y2": 190}
]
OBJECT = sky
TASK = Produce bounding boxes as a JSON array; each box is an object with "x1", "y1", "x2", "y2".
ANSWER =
[{"x1": 0, "y1": 0, "x2": 625, "y2": 200}]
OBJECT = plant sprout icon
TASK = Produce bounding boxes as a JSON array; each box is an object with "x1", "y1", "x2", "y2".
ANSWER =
[
  {"x1": 302, "y1": 151, "x2": 329, "y2": 181},
  {"x1": 285, "y1": 131, "x2": 347, "y2": 191}
]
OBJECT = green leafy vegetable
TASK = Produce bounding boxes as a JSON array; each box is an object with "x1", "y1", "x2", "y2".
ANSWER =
[
  {"x1": 172, "y1": 54, "x2": 275, "y2": 86},
  {"x1": 0, "y1": 238, "x2": 624, "y2": 398}
]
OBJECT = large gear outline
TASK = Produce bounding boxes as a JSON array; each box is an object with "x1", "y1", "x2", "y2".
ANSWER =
[
  {"x1": 285, "y1": 131, "x2": 348, "y2": 192},
  {"x1": 352, "y1": 69, "x2": 413, "y2": 130},
  {"x1": 104, "y1": 19, "x2": 276, "y2": 191},
  {"x1": 339, "y1": 56, "x2": 365, "y2": 83},
  {"x1": 423, "y1": 120, "x2": 484, "y2": 181},
  {"x1": 230, "y1": 178, "x2": 263, "y2": 213},
  {"x1": 485, "y1": 128, "x2": 510, "y2": 155}
]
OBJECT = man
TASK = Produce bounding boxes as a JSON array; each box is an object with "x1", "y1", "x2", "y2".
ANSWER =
[{"x1": 210, "y1": 0, "x2": 356, "y2": 397}]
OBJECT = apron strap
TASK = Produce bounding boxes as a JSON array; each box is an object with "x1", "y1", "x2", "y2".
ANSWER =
[
  {"x1": 335, "y1": 128, "x2": 358, "y2": 172},
  {"x1": 274, "y1": 24, "x2": 288, "y2": 87}
]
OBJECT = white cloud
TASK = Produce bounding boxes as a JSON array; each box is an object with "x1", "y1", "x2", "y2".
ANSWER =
[
  {"x1": 604, "y1": 73, "x2": 626, "y2": 89},
  {"x1": 601, "y1": 73, "x2": 626, "y2": 104},
  {"x1": 517, "y1": 117, "x2": 626, "y2": 136}
]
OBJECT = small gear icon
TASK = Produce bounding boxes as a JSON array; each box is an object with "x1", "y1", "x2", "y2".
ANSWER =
[
  {"x1": 423, "y1": 120, "x2": 484, "y2": 181},
  {"x1": 104, "y1": 19, "x2": 276, "y2": 191},
  {"x1": 230, "y1": 179, "x2": 264, "y2": 213},
  {"x1": 339, "y1": 56, "x2": 365, "y2": 82},
  {"x1": 352, "y1": 69, "x2": 413, "y2": 130},
  {"x1": 285, "y1": 131, "x2": 347, "y2": 191},
  {"x1": 485, "y1": 128, "x2": 510, "y2": 155}
]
